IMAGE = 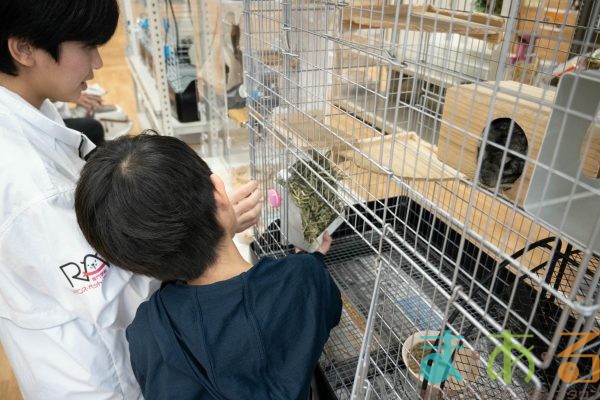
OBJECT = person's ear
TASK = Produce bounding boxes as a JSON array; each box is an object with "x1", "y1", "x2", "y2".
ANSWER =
[
  {"x1": 210, "y1": 174, "x2": 230, "y2": 209},
  {"x1": 7, "y1": 38, "x2": 36, "y2": 68}
]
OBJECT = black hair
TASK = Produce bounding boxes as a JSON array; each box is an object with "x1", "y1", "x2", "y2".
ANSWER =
[
  {"x1": 75, "y1": 132, "x2": 225, "y2": 282},
  {"x1": 0, "y1": 0, "x2": 119, "y2": 75}
]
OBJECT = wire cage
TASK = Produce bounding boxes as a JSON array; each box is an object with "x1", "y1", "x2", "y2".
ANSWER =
[{"x1": 243, "y1": 0, "x2": 600, "y2": 399}]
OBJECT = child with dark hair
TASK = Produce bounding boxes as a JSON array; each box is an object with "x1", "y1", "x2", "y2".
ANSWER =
[
  {"x1": 0, "y1": 1, "x2": 261, "y2": 398},
  {"x1": 75, "y1": 133, "x2": 343, "y2": 400}
]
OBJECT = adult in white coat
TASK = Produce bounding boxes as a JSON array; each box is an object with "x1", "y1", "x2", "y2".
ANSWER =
[{"x1": 0, "y1": 1, "x2": 261, "y2": 398}]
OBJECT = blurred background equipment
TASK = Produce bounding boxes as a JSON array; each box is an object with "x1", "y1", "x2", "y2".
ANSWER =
[{"x1": 123, "y1": 0, "x2": 235, "y2": 156}]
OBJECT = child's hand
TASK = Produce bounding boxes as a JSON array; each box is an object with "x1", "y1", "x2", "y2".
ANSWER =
[
  {"x1": 231, "y1": 180, "x2": 262, "y2": 233},
  {"x1": 316, "y1": 231, "x2": 332, "y2": 255}
]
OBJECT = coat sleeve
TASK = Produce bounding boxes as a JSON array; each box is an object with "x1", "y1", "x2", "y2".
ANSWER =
[{"x1": 0, "y1": 191, "x2": 159, "y2": 329}]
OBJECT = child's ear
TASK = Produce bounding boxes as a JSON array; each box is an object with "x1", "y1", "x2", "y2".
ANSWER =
[
  {"x1": 210, "y1": 174, "x2": 230, "y2": 209},
  {"x1": 7, "y1": 38, "x2": 36, "y2": 68}
]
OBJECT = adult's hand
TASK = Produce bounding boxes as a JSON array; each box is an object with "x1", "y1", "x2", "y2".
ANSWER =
[
  {"x1": 76, "y1": 93, "x2": 103, "y2": 116},
  {"x1": 230, "y1": 180, "x2": 262, "y2": 233}
]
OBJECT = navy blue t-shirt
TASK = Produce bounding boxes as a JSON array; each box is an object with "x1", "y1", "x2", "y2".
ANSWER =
[{"x1": 126, "y1": 252, "x2": 342, "y2": 400}]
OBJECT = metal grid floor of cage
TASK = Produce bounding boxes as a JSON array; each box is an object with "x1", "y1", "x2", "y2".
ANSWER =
[{"x1": 250, "y1": 193, "x2": 600, "y2": 399}]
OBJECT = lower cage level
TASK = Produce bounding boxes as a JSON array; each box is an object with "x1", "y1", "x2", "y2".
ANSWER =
[{"x1": 250, "y1": 196, "x2": 600, "y2": 400}]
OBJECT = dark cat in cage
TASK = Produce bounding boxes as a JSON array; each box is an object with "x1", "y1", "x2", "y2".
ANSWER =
[{"x1": 477, "y1": 118, "x2": 528, "y2": 189}]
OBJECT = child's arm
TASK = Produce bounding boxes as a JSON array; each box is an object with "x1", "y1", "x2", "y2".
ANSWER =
[{"x1": 303, "y1": 232, "x2": 342, "y2": 329}]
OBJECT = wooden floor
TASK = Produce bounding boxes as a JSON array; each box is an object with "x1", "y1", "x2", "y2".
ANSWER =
[{"x1": 0, "y1": 15, "x2": 136, "y2": 400}]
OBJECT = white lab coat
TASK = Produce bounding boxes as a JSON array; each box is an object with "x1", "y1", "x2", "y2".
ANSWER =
[{"x1": 0, "y1": 87, "x2": 158, "y2": 399}]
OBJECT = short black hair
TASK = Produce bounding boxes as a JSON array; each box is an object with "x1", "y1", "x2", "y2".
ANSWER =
[
  {"x1": 0, "y1": 0, "x2": 119, "y2": 75},
  {"x1": 75, "y1": 132, "x2": 225, "y2": 282}
]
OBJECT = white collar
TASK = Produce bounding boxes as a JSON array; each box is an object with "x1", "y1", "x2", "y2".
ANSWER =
[{"x1": 0, "y1": 86, "x2": 95, "y2": 158}]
